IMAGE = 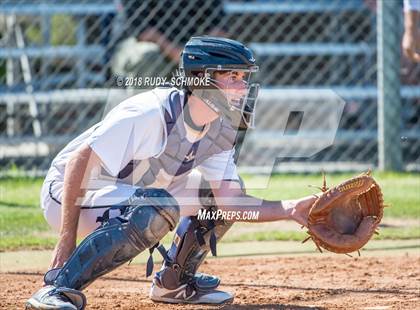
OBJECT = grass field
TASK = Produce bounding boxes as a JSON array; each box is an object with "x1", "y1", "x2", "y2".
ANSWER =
[{"x1": 0, "y1": 172, "x2": 419, "y2": 251}]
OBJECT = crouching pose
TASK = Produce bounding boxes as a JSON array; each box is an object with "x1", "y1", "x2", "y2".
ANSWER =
[{"x1": 26, "y1": 37, "x2": 315, "y2": 309}]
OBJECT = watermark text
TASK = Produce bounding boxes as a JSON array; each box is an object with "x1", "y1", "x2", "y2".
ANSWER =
[{"x1": 197, "y1": 208, "x2": 260, "y2": 221}]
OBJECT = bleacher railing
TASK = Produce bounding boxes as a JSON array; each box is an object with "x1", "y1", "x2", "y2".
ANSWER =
[{"x1": 0, "y1": 0, "x2": 419, "y2": 174}]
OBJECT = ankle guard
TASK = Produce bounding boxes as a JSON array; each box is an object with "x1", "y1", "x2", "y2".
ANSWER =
[
  {"x1": 154, "y1": 177, "x2": 245, "y2": 290},
  {"x1": 154, "y1": 216, "x2": 232, "y2": 290}
]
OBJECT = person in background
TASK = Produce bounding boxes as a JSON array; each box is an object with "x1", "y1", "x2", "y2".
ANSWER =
[{"x1": 112, "y1": 0, "x2": 227, "y2": 79}]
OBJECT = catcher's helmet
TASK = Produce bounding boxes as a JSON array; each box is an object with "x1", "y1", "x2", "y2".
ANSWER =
[{"x1": 179, "y1": 36, "x2": 259, "y2": 129}]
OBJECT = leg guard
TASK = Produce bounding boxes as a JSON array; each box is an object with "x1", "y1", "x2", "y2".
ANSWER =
[
  {"x1": 46, "y1": 188, "x2": 179, "y2": 291},
  {"x1": 154, "y1": 177, "x2": 245, "y2": 291},
  {"x1": 155, "y1": 216, "x2": 232, "y2": 290}
]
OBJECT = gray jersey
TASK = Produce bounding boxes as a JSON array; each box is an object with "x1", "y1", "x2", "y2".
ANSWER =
[
  {"x1": 115, "y1": 87, "x2": 238, "y2": 187},
  {"x1": 45, "y1": 87, "x2": 239, "y2": 191}
]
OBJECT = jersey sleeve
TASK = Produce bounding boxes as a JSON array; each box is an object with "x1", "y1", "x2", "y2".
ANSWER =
[
  {"x1": 86, "y1": 108, "x2": 164, "y2": 177},
  {"x1": 196, "y1": 149, "x2": 239, "y2": 181}
]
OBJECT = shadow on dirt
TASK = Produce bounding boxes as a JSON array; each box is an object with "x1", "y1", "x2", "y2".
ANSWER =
[
  {"x1": 215, "y1": 244, "x2": 420, "y2": 258},
  {"x1": 223, "y1": 282, "x2": 415, "y2": 295},
  {"x1": 5, "y1": 271, "x2": 416, "y2": 296}
]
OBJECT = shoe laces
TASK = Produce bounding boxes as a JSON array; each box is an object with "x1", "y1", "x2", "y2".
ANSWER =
[{"x1": 47, "y1": 288, "x2": 71, "y2": 303}]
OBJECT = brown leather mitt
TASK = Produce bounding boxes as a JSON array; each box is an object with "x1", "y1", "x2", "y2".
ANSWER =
[{"x1": 304, "y1": 171, "x2": 384, "y2": 254}]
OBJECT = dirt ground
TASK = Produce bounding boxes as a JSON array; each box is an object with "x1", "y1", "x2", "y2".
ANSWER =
[{"x1": 1, "y1": 254, "x2": 419, "y2": 310}]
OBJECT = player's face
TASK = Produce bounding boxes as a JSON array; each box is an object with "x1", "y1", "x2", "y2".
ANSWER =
[
  {"x1": 214, "y1": 71, "x2": 247, "y2": 95},
  {"x1": 198, "y1": 67, "x2": 259, "y2": 128},
  {"x1": 213, "y1": 70, "x2": 249, "y2": 110}
]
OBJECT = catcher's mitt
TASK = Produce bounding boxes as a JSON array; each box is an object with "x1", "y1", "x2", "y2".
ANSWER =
[{"x1": 304, "y1": 171, "x2": 384, "y2": 255}]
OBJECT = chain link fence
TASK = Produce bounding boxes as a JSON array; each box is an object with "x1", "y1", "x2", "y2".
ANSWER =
[{"x1": 0, "y1": 0, "x2": 419, "y2": 175}]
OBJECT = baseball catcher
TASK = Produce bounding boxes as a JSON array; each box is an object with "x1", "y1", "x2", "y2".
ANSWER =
[{"x1": 26, "y1": 37, "x2": 383, "y2": 310}]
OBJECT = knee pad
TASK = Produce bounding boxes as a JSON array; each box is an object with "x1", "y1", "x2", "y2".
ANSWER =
[{"x1": 47, "y1": 188, "x2": 179, "y2": 290}]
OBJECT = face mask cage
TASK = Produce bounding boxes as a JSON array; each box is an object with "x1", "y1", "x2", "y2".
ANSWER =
[{"x1": 202, "y1": 66, "x2": 260, "y2": 129}]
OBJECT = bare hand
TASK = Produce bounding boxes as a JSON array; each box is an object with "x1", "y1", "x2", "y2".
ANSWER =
[
  {"x1": 402, "y1": 30, "x2": 420, "y2": 62},
  {"x1": 289, "y1": 195, "x2": 318, "y2": 227},
  {"x1": 49, "y1": 237, "x2": 76, "y2": 269}
]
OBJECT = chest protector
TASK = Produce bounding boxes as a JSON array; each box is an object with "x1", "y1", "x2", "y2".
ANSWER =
[{"x1": 117, "y1": 88, "x2": 237, "y2": 187}]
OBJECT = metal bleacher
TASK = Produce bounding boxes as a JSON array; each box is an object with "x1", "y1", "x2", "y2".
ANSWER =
[
  {"x1": 1, "y1": 0, "x2": 419, "y2": 172},
  {"x1": 0, "y1": 1, "x2": 117, "y2": 90},
  {"x1": 224, "y1": 0, "x2": 420, "y2": 171},
  {"x1": 0, "y1": 0, "x2": 119, "y2": 161},
  {"x1": 226, "y1": 0, "x2": 417, "y2": 97}
]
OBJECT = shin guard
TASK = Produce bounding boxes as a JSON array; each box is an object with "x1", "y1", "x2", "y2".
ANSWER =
[
  {"x1": 154, "y1": 177, "x2": 245, "y2": 291},
  {"x1": 46, "y1": 188, "x2": 179, "y2": 291}
]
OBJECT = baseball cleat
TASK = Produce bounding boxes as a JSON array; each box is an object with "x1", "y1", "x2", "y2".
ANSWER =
[
  {"x1": 25, "y1": 285, "x2": 86, "y2": 310},
  {"x1": 192, "y1": 272, "x2": 221, "y2": 290},
  {"x1": 149, "y1": 279, "x2": 234, "y2": 305}
]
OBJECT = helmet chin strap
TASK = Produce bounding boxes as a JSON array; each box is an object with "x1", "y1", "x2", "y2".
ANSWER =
[
  {"x1": 183, "y1": 102, "x2": 205, "y2": 132},
  {"x1": 192, "y1": 88, "x2": 244, "y2": 130}
]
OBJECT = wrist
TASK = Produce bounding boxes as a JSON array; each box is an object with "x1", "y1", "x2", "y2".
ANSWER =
[
  {"x1": 404, "y1": 11, "x2": 418, "y2": 32},
  {"x1": 58, "y1": 230, "x2": 77, "y2": 244},
  {"x1": 287, "y1": 205, "x2": 298, "y2": 221},
  {"x1": 278, "y1": 199, "x2": 295, "y2": 220},
  {"x1": 404, "y1": 28, "x2": 416, "y2": 37}
]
